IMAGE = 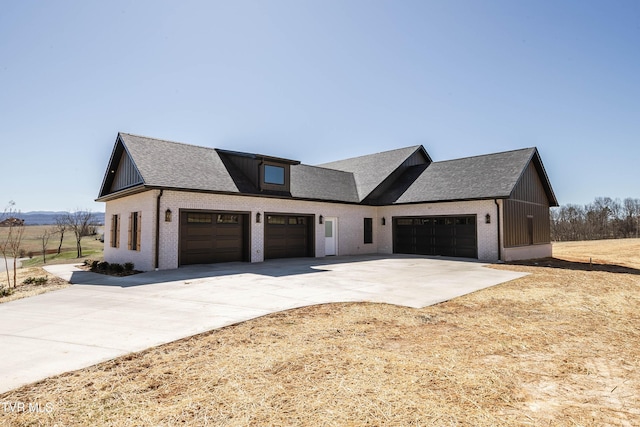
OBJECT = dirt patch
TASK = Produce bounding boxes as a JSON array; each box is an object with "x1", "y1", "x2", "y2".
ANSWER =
[
  {"x1": 1, "y1": 241, "x2": 639, "y2": 425},
  {"x1": 0, "y1": 266, "x2": 68, "y2": 303}
]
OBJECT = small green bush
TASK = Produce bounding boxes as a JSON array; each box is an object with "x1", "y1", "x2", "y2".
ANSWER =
[
  {"x1": 97, "y1": 261, "x2": 110, "y2": 271},
  {"x1": 22, "y1": 276, "x2": 48, "y2": 285},
  {"x1": 91, "y1": 260, "x2": 100, "y2": 272},
  {"x1": 124, "y1": 262, "x2": 134, "y2": 272},
  {"x1": 0, "y1": 286, "x2": 14, "y2": 297},
  {"x1": 110, "y1": 263, "x2": 124, "y2": 274}
]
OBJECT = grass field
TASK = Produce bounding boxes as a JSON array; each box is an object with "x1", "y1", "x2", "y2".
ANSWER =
[
  {"x1": 1, "y1": 225, "x2": 103, "y2": 297},
  {"x1": 1, "y1": 224, "x2": 103, "y2": 269},
  {"x1": 0, "y1": 239, "x2": 638, "y2": 426}
]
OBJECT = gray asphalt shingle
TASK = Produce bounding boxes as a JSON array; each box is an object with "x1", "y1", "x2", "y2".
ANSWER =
[
  {"x1": 104, "y1": 133, "x2": 554, "y2": 206},
  {"x1": 395, "y1": 148, "x2": 536, "y2": 203},
  {"x1": 120, "y1": 133, "x2": 239, "y2": 193},
  {"x1": 317, "y1": 146, "x2": 423, "y2": 201}
]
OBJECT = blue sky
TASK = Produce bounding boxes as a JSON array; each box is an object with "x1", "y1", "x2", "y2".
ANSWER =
[{"x1": 1, "y1": 0, "x2": 638, "y2": 213}]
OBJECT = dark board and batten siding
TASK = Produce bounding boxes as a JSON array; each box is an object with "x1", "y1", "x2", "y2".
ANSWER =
[
  {"x1": 110, "y1": 151, "x2": 143, "y2": 193},
  {"x1": 503, "y1": 161, "x2": 551, "y2": 247}
]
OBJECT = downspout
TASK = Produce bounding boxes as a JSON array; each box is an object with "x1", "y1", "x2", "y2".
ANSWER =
[
  {"x1": 494, "y1": 199, "x2": 502, "y2": 261},
  {"x1": 155, "y1": 189, "x2": 163, "y2": 270}
]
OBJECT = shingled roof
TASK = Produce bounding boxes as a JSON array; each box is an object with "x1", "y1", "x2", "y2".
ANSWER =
[
  {"x1": 97, "y1": 132, "x2": 557, "y2": 206},
  {"x1": 395, "y1": 148, "x2": 557, "y2": 205},
  {"x1": 118, "y1": 133, "x2": 239, "y2": 193},
  {"x1": 317, "y1": 145, "x2": 428, "y2": 202}
]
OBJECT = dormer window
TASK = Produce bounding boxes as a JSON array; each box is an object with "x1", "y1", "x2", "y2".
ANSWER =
[
  {"x1": 215, "y1": 148, "x2": 299, "y2": 194},
  {"x1": 260, "y1": 161, "x2": 291, "y2": 192},
  {"x1": 264, "y1": 165, "x2": 285, "y2": 185}
]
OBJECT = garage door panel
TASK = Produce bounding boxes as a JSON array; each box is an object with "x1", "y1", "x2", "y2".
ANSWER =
[
  {"x1": 180, "y1": 211, "x2": 247, "y2": 265},
  {"x1": 394, "y1": 215, "x2": 477, "y2": 259},
  {"x1": 265, "y1": 214, "x2": 313, "y2": 259}
]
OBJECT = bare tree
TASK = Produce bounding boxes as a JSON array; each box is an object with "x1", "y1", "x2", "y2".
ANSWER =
[
  {"x1": 53, "y1": 215, "x2": 67, "y2": 254},
  {"x1": 551, "y1": 196, "x2": 640, "y2": 241},
  {"x1": 0, "y1": 201, "x2": 25, "y2": 288},
  {"x1": 0, "y1": 206, "x2": 10, "y2": 287},
  {"x1": 64, "y1": 209, "x2": 96, "y2": 258},
  {"x1": 39, "y1": 228, "x2": 54, "y2": 264}
]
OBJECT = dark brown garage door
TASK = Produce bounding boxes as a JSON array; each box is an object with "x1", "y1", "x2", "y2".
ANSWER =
[
  {"x1": 393, "y1": 215, "x2": 477, "y2": 258},
  {"x1": 265, "y1": 214, "x2": 314, "y2": 259},
  {"x1": 180, "y1": 211, "x2": 249, "y2": 265}
]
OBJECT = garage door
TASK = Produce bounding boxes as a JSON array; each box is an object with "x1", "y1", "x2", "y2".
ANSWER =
[
  {"x1": 180, "y1": 211, "x2": 249, "y2": 265},
  {"x1": 393, "y1": 215, "x2": 477, "y2": 258},
  {"x1": 265, "y1": 214, "x2": 314, "y2": 259}
]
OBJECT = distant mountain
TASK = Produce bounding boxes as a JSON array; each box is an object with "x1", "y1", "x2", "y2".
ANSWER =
[{"x1": 17, "y1": 211, "x2": 106, "y2": 226}]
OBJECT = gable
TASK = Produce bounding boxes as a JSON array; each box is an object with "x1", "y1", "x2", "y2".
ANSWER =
[
  {"x1": 510, "y1": 160, "x2": 551, "y2": 205},
  {"x1": 394, "y1": 148, "x2": 536, "y2": 204},
  {"x1": 97, "y1": 133, "x2": 557, "y2": 208},
  {"x1": 98, "y1": 137, "x2": 144, "y2": 199},
  {"x1": 110, "y1": 149, "x2": 143, "y2": 193},
  {"x1": 317, "y1": 145, "x2": 430, "y2": 202}
]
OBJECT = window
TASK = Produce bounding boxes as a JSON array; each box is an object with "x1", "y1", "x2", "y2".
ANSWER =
[
  {"x1": 289, "y1": 217, "x2": 307, "y2": 225},
  {"x1": 217, "y1": 214, "x2": 239, "y2": 224},
  {"x1": 110, "y1": 214, "x2": 120, "y2": 248},
  {"x1": 264, "y1": 165, "x2": 285, "y2": 185},
  {"x1": 267, "y1": 215, "x2": 286, "y2": 225},
  {"x1": 128, "y1": 211, "x2": 141, "y2": 251},
  {"x1": 364, "y1": 217, "x2": 373, "y2": 244},
  {"x1": 187, "y1": 213, "x2": 212, "y2": 223}
]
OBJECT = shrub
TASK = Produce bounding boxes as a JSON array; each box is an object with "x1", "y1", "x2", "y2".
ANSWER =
[
  {"x1": 22, "y1": 276, "x2": 48, "y2": 285},
  {"x1": 0, "y1": 286, "x2": 14, "y2": 298},
  {"x1": 91, "y1": 260, "x2": 100, "y2": 272},
  {"x1": 97, "y1": 261, "x2": 110, "y2": 271},
  {"x1": 27, "y1": 251, "x2": 33, "y2": 259},
  {"x1": 124, "y1": 262, "x2": 134, "y2": 272},
  {"x1": 110, "y1": 263, "x2": 124, "y2": 274},
  {"x1": 19, "y1": 249, "x2": 26, "y2": 258}
]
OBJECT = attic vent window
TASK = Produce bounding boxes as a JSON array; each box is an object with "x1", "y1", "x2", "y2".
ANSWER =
[{"x1": 264, "y1": 165, "x2": 285, "y2": 185}]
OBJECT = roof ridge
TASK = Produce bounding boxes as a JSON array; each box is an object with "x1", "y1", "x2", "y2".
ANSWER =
[
  {"x1": 432, "y1": 147, "x2": 536, "y2": 164},
  {"x1": 119, "y1": 132, "x2": 217, "y2": 152},
  {"x1": 319, "y1": 145, "x2": 422, "y2": 165},
  {"x1": 296, "y1": 163, "x2": 356, "y2": 174}
]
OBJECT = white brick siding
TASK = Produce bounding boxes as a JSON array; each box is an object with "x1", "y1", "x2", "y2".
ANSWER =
[
  {"x1": 377, "y1": 200, "x2": 501, "y2": 262},
  {"x1": 103, "y1": 191, "x2": 513, "y2": 271},
  {"x1": 156, "y1": 190, "x2": 378, "y2": 270},
  {"x1": 103, "y1": 191, "x2": 158, "y2": 271}
]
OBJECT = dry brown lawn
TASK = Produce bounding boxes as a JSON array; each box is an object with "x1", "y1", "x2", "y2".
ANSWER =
[
  {"x1": 1, "y1": 240, "x2": 639, "y2": 426},
  {"x1": 0, "y1": 266, "x2": 68, "y2": 303}
]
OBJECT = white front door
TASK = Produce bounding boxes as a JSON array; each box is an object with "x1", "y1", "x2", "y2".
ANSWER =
[{"x1": 324, "y1": 217, "x2": 337, "y2": 256}]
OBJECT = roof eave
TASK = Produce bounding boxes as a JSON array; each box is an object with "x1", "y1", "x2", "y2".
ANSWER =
[
  {"x1": 391, "y1": 195, "x2": 511, "y2": 206},
  {"x1": 95, "y1": 183, "x2": 148, "y2": 202}
]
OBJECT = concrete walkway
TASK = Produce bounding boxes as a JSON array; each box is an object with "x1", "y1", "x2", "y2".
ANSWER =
[{"x1": 0, "y1": 255, "x2": 527, "y2": 393}]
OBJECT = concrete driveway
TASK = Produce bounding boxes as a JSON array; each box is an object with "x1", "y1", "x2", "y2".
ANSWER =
[{"x1": 0, "y1": 255, "x2": 527, "y2": 393}]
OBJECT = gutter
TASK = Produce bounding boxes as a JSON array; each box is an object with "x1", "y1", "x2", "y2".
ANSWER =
[
  {"x1": 494, "y1": 199, "x2": 502, "y2": 261},
  {"x1": 155, "y1": 189, "x2": 163, "y2": 270}
]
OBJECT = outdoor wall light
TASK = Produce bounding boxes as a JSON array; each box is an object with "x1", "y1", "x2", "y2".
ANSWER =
[
  {"x1": 319, "y1": 215, "x2": 324, "y2": 224},
  {"x1": 256, "y1": 212, "x2": 262, "y2": 223},
  {"x1": 381, "y1": 217, "x2": 386, "y2": 226},
  {"x1": 165, "y1": 209, "x2": 172, "y2": 222},
  {"x1": 485, "y1": 213, "x2": 491, "y2": 224}
]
